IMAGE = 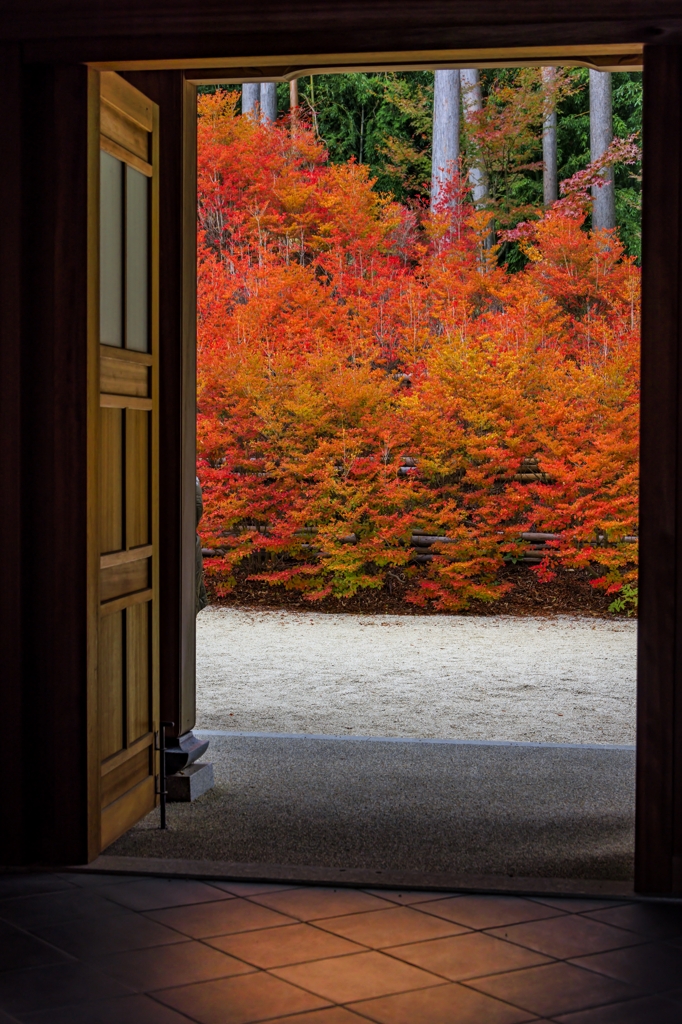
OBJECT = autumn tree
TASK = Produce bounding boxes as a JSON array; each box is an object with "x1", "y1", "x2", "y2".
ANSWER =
[{"x1": 196, "y1": 88, "x2": 640, "y2": 613}]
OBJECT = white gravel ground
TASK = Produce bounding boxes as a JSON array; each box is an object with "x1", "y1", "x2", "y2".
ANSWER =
[{"x1": 196, "y1": 607, "x2": 637, "y2": 745}]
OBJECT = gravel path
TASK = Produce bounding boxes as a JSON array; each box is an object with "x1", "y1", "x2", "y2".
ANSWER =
[{"x1": 196, "y1": 608, "x2": 637, "y2": 745}]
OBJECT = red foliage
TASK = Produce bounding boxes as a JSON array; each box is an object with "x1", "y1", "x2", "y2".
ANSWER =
[{"x1": 196, "y1": 91, "x2": 639, "y2": 611}]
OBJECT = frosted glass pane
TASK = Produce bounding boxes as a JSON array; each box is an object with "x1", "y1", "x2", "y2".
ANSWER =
[
  {"x1": 100, "y1": 151, "x2": 123, "y2": 347},
  {"x1": 125, "y1": 165, "x2": 149, "y2": 352}
]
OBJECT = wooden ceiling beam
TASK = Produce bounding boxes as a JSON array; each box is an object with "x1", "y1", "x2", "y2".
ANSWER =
[
  {"x1": 179, "y1": 52, "x2": 644, "y2": 84},
  {"x1": 14, "y1": 22, "x2": 671, "y2": 68},
  {"x1": 2, "y1": 0, "x2": 681, "y2": 43}
]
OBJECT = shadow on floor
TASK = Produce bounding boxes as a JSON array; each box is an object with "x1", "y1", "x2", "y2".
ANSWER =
[{"x1": 106, "y1": 735, "x2": 635, "y2": 883}]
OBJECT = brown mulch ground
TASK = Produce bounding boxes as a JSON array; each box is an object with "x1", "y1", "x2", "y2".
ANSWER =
[{"x1": 208, "y1": 563, "x2": 624, "y2": 618}]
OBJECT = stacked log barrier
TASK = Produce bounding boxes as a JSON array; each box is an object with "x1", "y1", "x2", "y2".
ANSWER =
[{"x1": 202, "y1": 529, "x2": 636, "y2": 563}]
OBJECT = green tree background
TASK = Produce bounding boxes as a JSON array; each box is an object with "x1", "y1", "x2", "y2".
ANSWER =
[{"x1": 204, "y1": 67, "x2": 642, "y2": 257}]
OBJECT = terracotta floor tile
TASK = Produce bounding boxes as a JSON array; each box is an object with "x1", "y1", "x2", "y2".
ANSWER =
[
  {"x1": 553, "y1": 993, "x2": 682, "y2": 1023},
  {"x1": 528, "y1": 898, "x2": 631, "y2": 914},
  {"x1": 0, "y1": 889, "x2": 127, "y2": 930},
  {"x1": 0, "y1": 962, "x2": 131, "y2": 1016},
  {"x1": 569, "y1": 940, "x2": 682, "y2": 991},
  {"x1": 0, "y1": 875, "x2": 75, "y2": 900},
  {"x1": 420, "y1": 896, "x2": 562, "y2": 931},
  {"x1": 269, "y1": 1010, "x2": 371, "y2": 1023},
  {"x1": 583, "y1": 903, "x2": 682, "y2": 940},
  {"x1": 147, "y1": 897, "x2": 296, "y2": 938},
  {"x1": 385, "y1": 931, "x2": 550, "y2": 981},
  {"x1": 315, "y1": 906, "x2": 468, "y2": 948},
  {"x1": 55, "y1": 872, "x2": 141, "y2": 888},
  {"x1": 94, "y1": 940, "x2": 255, "y2": 991},
  {"x1": 18, "y1": 992, "x2": 202, "y2": 1023},
  {"x1": 97, "y1": 878, "x2": 233, "y2": 912},
  {"x1": 271, "y1": 950, "x2": 443, "y2": 1003},
  {"x1": 206, "y1": 922, "x2": 366, "y2": 967},
  {"x1": 154, "y1": 971, "x2": 329, "y2": 1024},
  {"x1": 249, "y1": 888, "x2": 394, "y2": 922},
  {"x1": 465, "y1": 961, "x2": 641, "y2": 1017},
  {"x1": 209, "y1": 882, "x2": 296, "y2": 898},
  {"x1": 0, "y1": 919, "x2": 71, "y2": 972},
  {"x1": 362, "y1": 890, "x2": 459, "y2": 906},
  {"x1": 488, "y1": 915, "x2": 644, "y2": 959},
  {"x1": 33, "y1": 910, "x2": 186, "y2": 958},
  {"x1": 350, "y1": 981, "x2": 538, "y2": 1024}
]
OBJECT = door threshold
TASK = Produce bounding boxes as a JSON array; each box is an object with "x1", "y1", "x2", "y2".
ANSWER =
[{"x1": 67, "y1": 854, "x2": 647, "y2": 901}]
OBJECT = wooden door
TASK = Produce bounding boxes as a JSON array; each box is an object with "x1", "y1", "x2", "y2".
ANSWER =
[{"x1": 97, "y1": 72, "x2": 159, "y2": 849}]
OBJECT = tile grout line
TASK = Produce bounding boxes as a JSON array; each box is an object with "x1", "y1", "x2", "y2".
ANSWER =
[
  {"x1": 145, "y1": 893, "x2": 672, "y2": 1021},
  {"x1": 1, "y1": 879, "x2": 678, "y2": 1024}
]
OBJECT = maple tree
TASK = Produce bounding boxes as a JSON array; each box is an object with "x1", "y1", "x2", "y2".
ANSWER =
[{"x1": 196, "y1": 89, "x2": 639, "y2": 612}]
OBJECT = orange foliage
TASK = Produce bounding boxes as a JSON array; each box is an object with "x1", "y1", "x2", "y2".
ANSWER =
[{"x1": 197, "y1": 91, "x2": 639, "y2": 611}]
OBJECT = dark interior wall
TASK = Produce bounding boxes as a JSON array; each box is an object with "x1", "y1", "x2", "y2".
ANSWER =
[
  {"x1": 637, "y1": 45, "x2": 682, "y2": 895},
  {"x1": 0, "y1": 43, "x2": 25, "y2": 865},
  {"x1": 13, "y1": 63, "x2": 92, "y2": 864}
]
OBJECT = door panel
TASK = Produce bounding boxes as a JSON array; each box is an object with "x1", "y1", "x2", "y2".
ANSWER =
[
  {"x1": 101, "y1": 355, "x2": 149, "y2": 396},
  {"x1": 100, "y1": 557, "x2": 149, "y2": 602},
  {"x1": 101, "y1": 101, "x2": 149, "y2": 163},
  {"x1": 126, "y1": 410, "x2": 150, "y2": 546},
  {"x1": 99, "y1": 151, "x2": 124, "y2": 348},
  {"x1": 125, "y1": 165, "x2": 150, "y2": 352},
  {"x1": 101, "y1": 776, "x2": 156, "y2": 851},
  {"x1": 127, "y1": 602, "x2": 151, "y2": 742},
  {"x1": 100, "y1": 408, "x2": 123, "y2": 554},
  {"x1": 99, "y1": 611, "x2": 124, "y2": 760},
  {"x1": 97, "y1": 71, "x2": 159, "y2": 850},
  {"x1": 101, "y1": 746, "x2": 151, "y2": 809}
]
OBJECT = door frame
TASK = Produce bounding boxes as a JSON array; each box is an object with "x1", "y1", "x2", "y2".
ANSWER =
[
  {"x1": 3, "y1": 34, "x2": 680, "y2": 894},
  {"x1": 92, "y1": 49, "x2": 665, "y2": 882}
]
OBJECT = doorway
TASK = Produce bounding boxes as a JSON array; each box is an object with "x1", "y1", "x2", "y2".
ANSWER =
[{"x1": 94, "y1": 61, "x2": 638, "y2": 888}]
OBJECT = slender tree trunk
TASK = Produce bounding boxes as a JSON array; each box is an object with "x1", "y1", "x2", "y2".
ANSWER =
[
  {"x1": 309, "y1": 75, "x2": 319, "y2": 135},
  {"x1": 459, "y1": 68, "x2": 488, "y2": 207},
  {"x1": 542, "y1": 66, "x2": 558, "y2": 207},
  {"x1": 431, "y1": 69, "x2": 460, "y2": 212},
  {"x1": 242, "y1": 82, "x2": 260, "y2": 119},
  {"x1": 289, "y1": 78, "x2": 298, "y2": 109},
  {"x1": 589, "y1": 69, "x2": 616, "y2": 230},
  {"x1": 260, "y1": 82, "x2": 277, "y2": 123},
  {"x1": 359, "y1": 104, "x2": 365, "y2": 164}
]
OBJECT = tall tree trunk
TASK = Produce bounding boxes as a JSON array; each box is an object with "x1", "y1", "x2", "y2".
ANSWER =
[
  {"x1": 431, "y1": 69, "x2": 460, "y2": 212},
  {"x1": 242, "y1": 82, "x2": 260, "y2": 119},
  {"x1": 542, "y1": 66, "x2": 558, "y2": 206},
  {"x1": 589, "y1": 69, "x2": 616, "y2": 230},
  {"x1": 260, "y1": 82, "x2": 277, "y2": 123},
  {"x1": 460, "y1": 68, "x2": 488, "y2": 207}
]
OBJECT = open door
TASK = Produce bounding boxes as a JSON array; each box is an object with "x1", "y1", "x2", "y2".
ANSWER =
[{"x1": 96, "y1": 71, "x2": 160, "y2": 849}]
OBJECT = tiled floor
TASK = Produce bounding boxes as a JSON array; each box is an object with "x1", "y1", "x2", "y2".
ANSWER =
[{"x1": 0, "y1": 873, "x2": 680, "y2": 1023}]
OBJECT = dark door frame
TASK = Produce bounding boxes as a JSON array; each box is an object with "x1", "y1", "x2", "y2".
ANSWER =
[{"x1": 1, "y1": 16, "x2": 681, "y2": 893}]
